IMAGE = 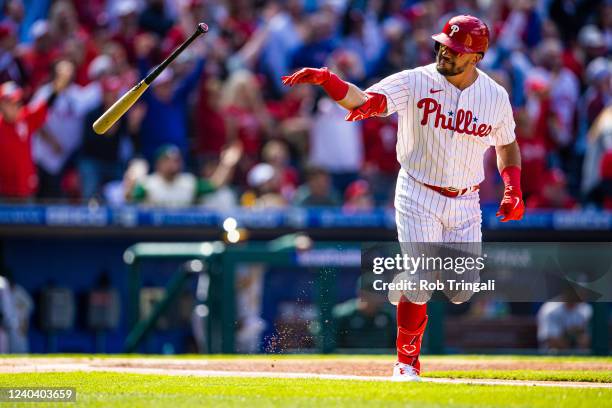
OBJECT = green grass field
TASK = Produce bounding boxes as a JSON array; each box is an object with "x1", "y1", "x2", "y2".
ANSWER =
[
  {"x1": 426, "y1": 370, "x2": 611, "y2": 383},
  {"x1": 1, "y1": 372, "x2": 610, "y2": 408},
  {"x1": 0, "y1": 355, "x2": 609, "y2": 407}
]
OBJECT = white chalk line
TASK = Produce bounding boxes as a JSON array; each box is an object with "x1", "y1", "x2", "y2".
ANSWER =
[{"x1": 1, "y1": 363, "x2": 610, "y2": 389}]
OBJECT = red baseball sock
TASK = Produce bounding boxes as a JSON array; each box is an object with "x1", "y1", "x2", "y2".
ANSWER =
[{"x1": 396, "y1": 298, "x2": 428, "y2": 373}]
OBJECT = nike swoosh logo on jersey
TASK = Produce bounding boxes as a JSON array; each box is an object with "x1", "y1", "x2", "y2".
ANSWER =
[{"x1": 430, "y1": 88, "x2": 443, "y2": 94}]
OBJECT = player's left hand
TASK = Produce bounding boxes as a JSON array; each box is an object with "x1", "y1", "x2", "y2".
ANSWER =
[
  {"x1": 496, "y1": 187, "x2": 525, "y2": 222},
  {"x1": 345, "y1": 92, "x2": 387, "y2": 121}
]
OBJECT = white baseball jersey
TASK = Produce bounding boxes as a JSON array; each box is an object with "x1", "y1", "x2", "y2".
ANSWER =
[{"x1": 367, "y1": 63, "x2": 516, "y2": 189}]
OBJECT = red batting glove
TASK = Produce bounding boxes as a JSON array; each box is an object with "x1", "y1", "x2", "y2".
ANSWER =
[
  {"x1": 345, "y1": 92, "x2": 387, "y2": 121},
  {"x1": 282, "y1": 67, "x2": 331, "y2": 86},
  {"x1": 496, "y1": 165, "x2": 525, "y2": 222},
  {"x1": 281, "y1": 67, "x2": 349, "y2": 101}
]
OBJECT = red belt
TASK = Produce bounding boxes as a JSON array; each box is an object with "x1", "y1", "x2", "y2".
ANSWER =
[{"x1": 422, "y1": 183, "x2": 480, "y2": 198}]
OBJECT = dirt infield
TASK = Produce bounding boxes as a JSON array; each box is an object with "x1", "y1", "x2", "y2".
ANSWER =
[
  {"x1": 1, "y1": 356, "x2": 610, "y2": 375},
  {"x1": 1, "y1": 357, "x2": 611, "y2": 388}
]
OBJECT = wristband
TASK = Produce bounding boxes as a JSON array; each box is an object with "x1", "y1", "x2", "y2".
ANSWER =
[
  {"x1": 501, "y1": 165, "x2": 522, "y2": 192},
  {"x1": 322, "y1": 71, "x2": 349, "y2": 101}
]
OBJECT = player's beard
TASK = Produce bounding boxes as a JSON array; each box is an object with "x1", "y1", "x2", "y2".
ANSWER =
[
  {"x1": 436, "y1": 54, "x2": 469, "y2": 76},
  {"x1": 435, "y1": 53, "x2": 470, "y2": 77}
]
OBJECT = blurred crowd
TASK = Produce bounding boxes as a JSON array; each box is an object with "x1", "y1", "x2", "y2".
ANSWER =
[{"x1": 0, "y1": 0, "x2": 610, "y2": 210}]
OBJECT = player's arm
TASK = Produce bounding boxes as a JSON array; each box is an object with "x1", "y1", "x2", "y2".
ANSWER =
[
  {"x1": 495, "y1": 140, "x2": 524, "y2": 222},
  {"x1": 282, "y1": 67, "x2": 386, "y2": 120},
  {"x1": 336, "y1": 83, "x2": 368, "y2": 110},
  {"x1": 495, "y1": 140, "x2": 521, "y2": 172}
]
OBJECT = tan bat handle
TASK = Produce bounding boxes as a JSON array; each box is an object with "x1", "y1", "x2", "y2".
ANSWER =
[{"x1": 93, "y1": 80, "x2": 149, "y2": 135}]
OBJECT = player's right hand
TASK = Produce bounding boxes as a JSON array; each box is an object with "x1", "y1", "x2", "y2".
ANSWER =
[{"x1": 282, "y1": 67, "x2": 331, "y2": 87}]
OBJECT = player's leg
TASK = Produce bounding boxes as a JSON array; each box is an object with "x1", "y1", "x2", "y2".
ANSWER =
[
  {"x1": 441, "y1": 192, "x2": 483, "y2": 303},
  {"x1": 394, "y1": 169, "x2": 444, "y2": 304},
  {"x1": 441, "y1": 191, "x2": 482, "y2": 242},
  {"x1": 394, "y1": 172, "x2": 444, "y2": 303},
  {"x1": 393, "y1": 169, "x2": 444, "y2": 380},
  {"x1": 395, "y1": 169, "x2": 446, "y2": 244},
  {"x1": 393, "y1": 298, "x2": 428, "y2": 380}
]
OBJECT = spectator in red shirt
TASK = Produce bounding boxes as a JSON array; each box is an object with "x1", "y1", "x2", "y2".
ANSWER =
[
  {"x1": 19, "y1": 21, "x2": 60, "y2": 93},
  {"x1": 0, "y1": 62, "x2": 72, "y2": 199},
  {"x1": 100, "y1": 42, "x2": 138, "y2": 90},
  {"x1": 515, "y1": 108, "x2": 548, "y2": 200},
  {"x1": 195, "y1": 77, "x2": 227, "y2": 161},
  {"x1": 47, "y1": 1, "x2": 99, "y2": 87},
  {"x1": 267, "y1": 84, "x2": 315, "y2": 163},
  {"x1": 523, "y1": 70, "x2": 559, "y2": 151},
  {"x1": 221, "y1": 0, "x2": 258, "y2": 51},
  {"x1": 526, "y1": 168, "x2": 578, "y2": 209},
  {"x1": 162, "y1": 0, "x2": 210, "y2": 58},
  {"x1": 361, "y1": 114, "x2": 399, "y2": 205},
  {"x1": 221, "y1": 70, "x2": 273, "y2": 182},
  {"x1": 72, "y1": 0, "x2": 106, "y2": 32},
  {"x1": 110, "y1": 1, "x2": 141, "y2": 64}
]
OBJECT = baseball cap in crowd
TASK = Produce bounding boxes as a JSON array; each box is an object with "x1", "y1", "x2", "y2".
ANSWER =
[
  {"x1": 525, "y1": 68, "x2": 551, "y2": 93},
  {"x1": 88, "y1": 54, "x2": 113, "y2": 80},
  {"x1": 30, "y1": 20, "x2": 49, "y2": 40},
  {"x1": 247, "y1": 163, "x2": 275, "y2": 188},
  {"x1": 332, "y1": 50, "x2": 358, "y2": 73},
  {"x1": 155, "y1": 144, "x2": 182, "y2": 162},
  {"x1": 0, "y1": 81, "x2": 23, "y2": 103},
  {"x1": 344, "y1": 180, "x2": 370, "y2": 201}
]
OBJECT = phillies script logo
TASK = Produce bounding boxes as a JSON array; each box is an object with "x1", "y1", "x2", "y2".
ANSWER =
[{"x1": 417, "y1": 97, "x2": 492, "y2": 137}]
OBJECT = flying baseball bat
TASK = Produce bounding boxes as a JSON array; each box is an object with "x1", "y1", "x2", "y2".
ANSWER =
[{"x1": 93, "y1": 22, "x2": 209, "y2": 135}]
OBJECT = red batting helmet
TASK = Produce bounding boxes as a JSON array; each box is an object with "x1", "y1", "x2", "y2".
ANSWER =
[{"x1": 431, "y1": 15, "x2": 489, "y2": 54}]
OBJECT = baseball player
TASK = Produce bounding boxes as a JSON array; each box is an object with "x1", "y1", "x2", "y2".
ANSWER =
[{"x1": 282, "y1": 15, "x2": 524, "y2": 381}]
